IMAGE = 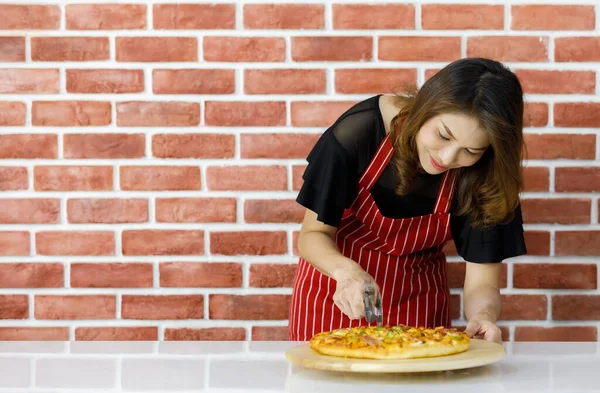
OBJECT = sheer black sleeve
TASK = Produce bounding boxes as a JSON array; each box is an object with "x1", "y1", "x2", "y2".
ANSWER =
[
  {"x1": 450, "y1": 204, "x2": 527, "y2": 263},
  {"x1": 296, "y1": 105, "x2": 382, "y2": 227}
]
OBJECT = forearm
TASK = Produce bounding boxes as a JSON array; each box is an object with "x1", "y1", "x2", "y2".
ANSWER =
[
  {"x1": 463, "y1": 284, "x2": 502, "y2": 322},
  {"x1": 298, "y1": 230, "x2": 360, "y2": 279}
]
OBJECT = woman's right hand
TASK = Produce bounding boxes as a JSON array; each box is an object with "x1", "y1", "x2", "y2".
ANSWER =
[{"x1": 332, "y1": 264, "x2": 380, "y2": 320}]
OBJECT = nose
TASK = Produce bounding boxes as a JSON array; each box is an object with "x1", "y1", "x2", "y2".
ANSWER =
[{"x1": 438, "y1": 147, "x2": 457, "y2": 167}]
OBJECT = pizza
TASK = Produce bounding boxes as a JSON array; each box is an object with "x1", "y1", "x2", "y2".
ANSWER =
[{"x1": 309, "y1": 324, "x2": 470, "y2": 360}]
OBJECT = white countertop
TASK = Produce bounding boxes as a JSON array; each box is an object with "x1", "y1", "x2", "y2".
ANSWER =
[{"x1": 0, "y1": 341, "x2": 598, "y2": 393}]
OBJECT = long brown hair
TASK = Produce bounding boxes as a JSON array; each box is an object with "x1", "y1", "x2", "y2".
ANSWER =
[{"x1": 388, "y1": 58, "x2": 525, "y2": 228}]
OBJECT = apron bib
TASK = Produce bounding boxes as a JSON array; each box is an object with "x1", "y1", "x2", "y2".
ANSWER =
[{"x1": 289, "y1": 133, "x2": 457, "y2": 341}]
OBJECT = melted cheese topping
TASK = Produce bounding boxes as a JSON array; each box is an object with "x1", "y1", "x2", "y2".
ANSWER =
[{"x1": 311, "y1": 324, "x2": 469, "y2": 350}]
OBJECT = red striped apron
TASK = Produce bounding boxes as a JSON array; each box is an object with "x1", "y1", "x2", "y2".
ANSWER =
[{"x1": 289, "y1": 133, "x2": 457, "y2": 341}]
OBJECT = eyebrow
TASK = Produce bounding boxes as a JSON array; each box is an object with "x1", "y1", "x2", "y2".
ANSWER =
[{"x1": 440, "y1": 120, "x2": 488, "y2": 151}]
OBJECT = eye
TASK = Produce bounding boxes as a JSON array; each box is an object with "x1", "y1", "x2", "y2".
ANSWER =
[
  {"x1": 437, "y1": 130, "x2": 450, "y2": 141},
  {"x1": 464, "y1": 149, "x2": 478, "y2": 156}
]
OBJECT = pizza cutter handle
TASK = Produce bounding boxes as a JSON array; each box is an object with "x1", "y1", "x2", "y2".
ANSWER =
[{"x1": 363, "y1": 283, "x2": 378, "y2": 323}]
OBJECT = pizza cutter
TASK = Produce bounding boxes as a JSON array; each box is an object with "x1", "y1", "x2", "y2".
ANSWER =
[{"x1": 363, "y1": 283, "x2": 382, "y2": 326}]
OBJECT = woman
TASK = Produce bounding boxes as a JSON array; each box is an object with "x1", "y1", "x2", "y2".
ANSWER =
[{"x1": 289, "y1": 58, "x2": 527, "y2": 344}]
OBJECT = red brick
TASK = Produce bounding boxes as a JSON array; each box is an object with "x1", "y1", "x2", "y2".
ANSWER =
[
  {"x1": 291, "y1": 101, "x2": 357, "y2": 127},
  {"x1": 252, "y1": 326, "x2": 289, "y2": 341},
  {"x1": 154, "y1": 4, "x2": 235, "y2": 29},
  {"x1": 66, "y1": 4, "x2": 146, "y2": 30},
  {"x1": 0, "y1": 263, "x2": 63, "y2": 288},
  {"x1": 210, "y1": 231, "x2": 287, "y2": 255},
  {"x1": 156, "y1": 198, "x2": 236, "y2": 223},
  {"x1": 515, "y1": 326, "x2": 597, "y2": 342},
  {"x1": 0, "y1": 199, "x2": 59, "y2": 224},
  {"x1": 0, "y1": 37, "x2": 25, "y2": 61},
  {"x1": 122, "y1": 295, "x2": 203, "y2": 319},
  {"x1": 0, "y1": 167, "x2": 27, "y2": 190},
  {"x1": 422, "y1": 4, "x2": 503, "y2": 30},
  {"x1": 450, "y1": 294, "x2": 461, "y2": 320},
  {"x1": 160, "y1": 262, "x2": 242, "y2": 288},
  {"x1": 116, "y1": 37, "x2": 197, "y2": 62},
  {"x1": 523, "y1": 167, "x2": 549, "y2": 192},
  {"x1": 0, "y1": 5, "x2": 60, "y2": 29},
  {"x1": 555, "y1": 103, "x2": 600, "y2": 127},
  {"x1": 71, "y1": 263, "x2": 152, "y2": 288},
  {"x1": 0, "y1": 232, "x2": 30, "y2": 256},
  {"x1": 517, "y1": 70, "x2": 595, "y2": 94},
  {"x1": 292, "y1": 36, "x2": 372, "y2": 62},
  {"x1": 245, "y1": 4, "x2": 323, "y2": 29},
  {"x1": 514, "y1": 264, "x2": 596, "y2": 289},
  {"x1": 0, "y1": 134, "x2": 57, "y2": 158},
  {"x1": 556, "y1": 37, "x2": 600, "y2": 62},
  {"x1": 35, "y1": 295, "x2": 116, "y2": 320},
  {"x1": 292, "y1": 165, "x2": 306, "y2": 191},
  {"x1": 0, "y1": 102, "x2": 26, "y2": 126},
  {"x1": 292, "y1": 231, "x2": 301, "y2": 256},
  {"x1": 333, "y1": 4, "x2": 414, "y2": 29},
  {"x1": 521, "y1": 198, "x2": 591, "y2": 224},
  {"x1": 32, "y1": 101, "x2": 111, "y2": 126},
  {"x1": 205, "y1": 101, "x2": 285, "y2": 126},
  {"x1": 249, "y1": 264, "x2": 297, "y2": 288},
  {"x1": 76, "y1": 327, "x2": 158, "y2": 341},
  {"x1": 152, "y1": 134, "x2": 234, "y2": 159},
  {"x1": 556, "y1": 167, "x2": 600, "y2": 192},
  {"x1": 117, "y1": 101, "x2": 200, "y2": 126},
  {"x1": 498, "y1": 295, "x2": 547, "y2": 320},
  {"x1": 555, "y1": 231, "x2": 600, "y2": 256},
  {"x1": 512, "y1": 6, "x2": 595, "y2": 30},
  {"x1": 335, "y1": 69, "x2": 417, "y2": 94},
  {"x1": 64, "y1": 134, "x2": 145, "y2": 158},
  {"x1": 31, "y1": 37, "x2": 109, "y2": 61},
  {"x1": 245, "y1": 69, "x2": 326, "y2": 94},
  {"x1": 204, "y1": 37, "x2": 285, "y2": 62},
  {"x1": 244, "y1": 200, "x2": 304, "y2": 223},
  {"x1": 0, "y1": 69, "x2": 59, "y2": 93},
  {"x1": 0, "y1": 296, "x2": 28, "y2": 319},
  {"x1": 0, "y1": 327, "x2": 69, "y2": 341},
  {"x1": 524, "y1": 231, "x2": 550, "y2": 255},
  {"x1": 553, "y1": 296, "x2": 600, "y2": 320},
  {"x1": 153, "y1": 69, "x2": 235, "y2": 94},
  {"x1": 68, "y1": 198, "x2": 148, "y2": 224},
  {"x1": 241, "y1": 133, "x2": 319, "y2": 159},
  {"x1": 165, "y1": 328, "x2": 245, "y2": 341},
  {"x1": 122, "y1": 230, "x2": 204, "y2": 256},
  {"x1": 206, "y1": 166, "x2": 287, "y2": 191},
  {"x1": 210, "y1": 295, "x2": 291, "y2": 320},
  {"x1": 467, "y1": 36, "x2": 549, "y2": 62},
  {"x1": 35, "y1": 166, "x2": 113, "y2": 191},
  {"x1": 379, "y1": 37, "x2": 461, "y2": 61},
  {"x1": 36, "y1": 231, "x2": 115, "y2": 256},
  {"x1": 425, "y1": 69, "x2": 441, "y2": 81},
  {"x1": 67, "y1": 69, "x2": 144, "y2": 93},
  {"x1": 524, "y1": 102, "x2": 548, "y2": 127},
  {"x1": 120, "y1": 166, "x2": 200, "y2": 191}
]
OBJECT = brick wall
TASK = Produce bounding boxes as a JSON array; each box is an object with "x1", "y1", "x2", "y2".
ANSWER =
[{"x1": 0, "y1": 1, "x2": 599, "y2": 342}]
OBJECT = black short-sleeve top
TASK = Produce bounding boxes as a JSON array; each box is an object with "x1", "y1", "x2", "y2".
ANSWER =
[{"x1": 296, "y1": 95, "x2": 527, "y2": 263}]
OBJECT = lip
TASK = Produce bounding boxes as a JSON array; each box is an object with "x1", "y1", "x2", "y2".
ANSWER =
[{"x1": 429, "y1": 154, "x2": 448, "y2": 171}]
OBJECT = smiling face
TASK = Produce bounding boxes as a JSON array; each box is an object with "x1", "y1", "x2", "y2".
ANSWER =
[{"x1": 415, "y1": 112, "x2": 490, "y2": 174}]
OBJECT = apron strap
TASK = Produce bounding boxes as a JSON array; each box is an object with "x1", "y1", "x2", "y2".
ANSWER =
[
  {"x1": 433, "y1": 169, "x2": 458, "y2": 214},
  {"x1": 359, "y1": 133, "x2": 395, "y2": 191}
]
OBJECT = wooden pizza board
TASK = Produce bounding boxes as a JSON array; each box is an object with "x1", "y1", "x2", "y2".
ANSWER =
[{"x1": 285, "y1": 339, "x2": 505, "y2": 373}]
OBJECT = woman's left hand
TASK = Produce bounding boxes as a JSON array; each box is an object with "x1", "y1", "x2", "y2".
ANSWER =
[{"x1": 464, "y1": 315, "x2": 503, "y2": 344}]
